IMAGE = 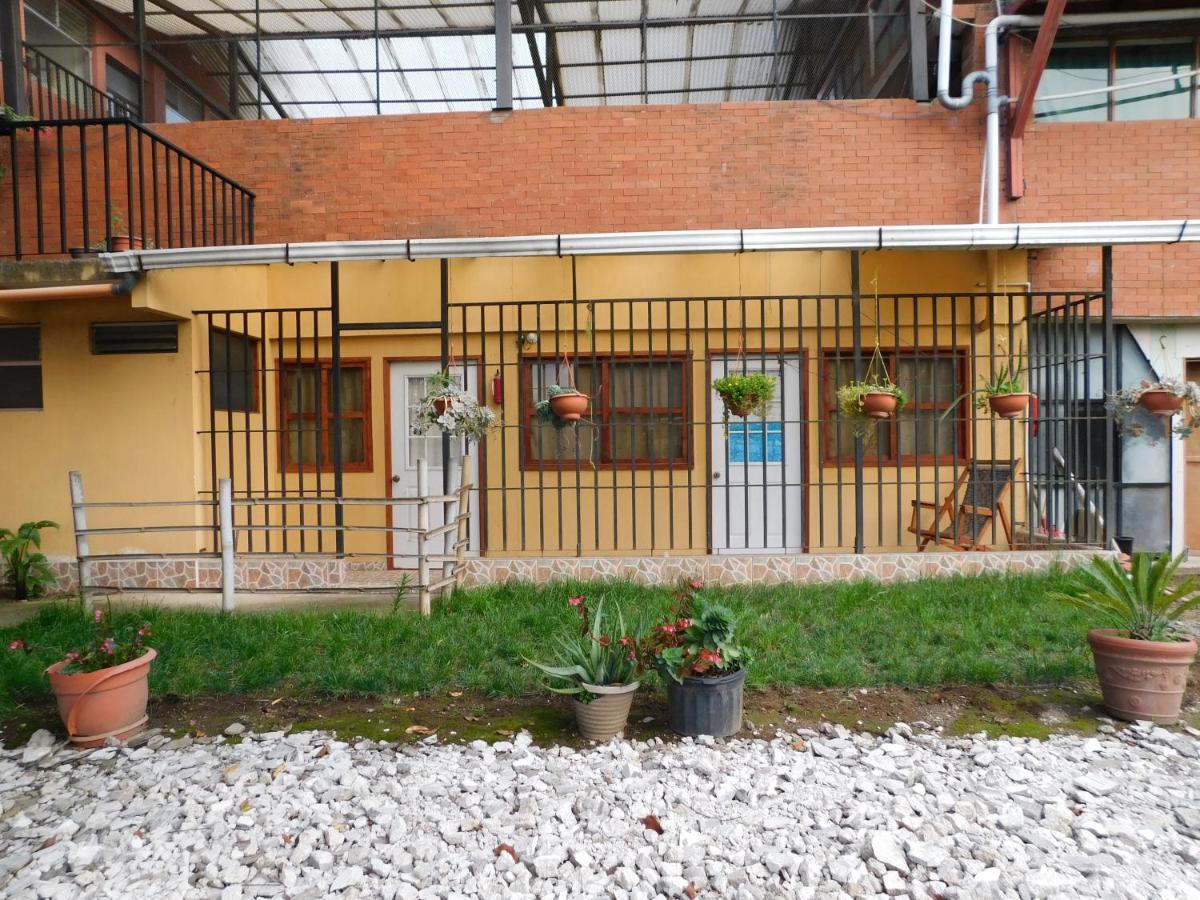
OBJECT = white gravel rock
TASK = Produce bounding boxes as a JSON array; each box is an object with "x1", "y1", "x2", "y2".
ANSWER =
[{"x1": 2, "y1": 724, "x2": 1198, "y2": 898}]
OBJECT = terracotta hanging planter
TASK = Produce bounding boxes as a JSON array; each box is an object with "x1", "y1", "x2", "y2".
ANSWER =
[
  {"x1": 549, "y1": 390, "x2": 589, "y2": 421},
  {"x1": 988, "y1": 392, "x2": 1031, "y2": 419},
  {"x1": 571, "y1": 681, "x2": 639, "y2": 741},
  {"x1": 432, "y1": 395, "x2": 457, "y2": 416},
  {"x1": 107, "y1": 235, "x2": 144, "y2": 252},
  {"x1": 1087, "y1": 630, "x2": 1196, "y2": 724},
  {"x1": 46, "y1": 648, "x2": 157, "y2": 748},
  {"x1": 1138, "y1": 389, "x2": 1184, "y2": 417},
  {"x1": 861, "y1": 391, "x2": 898, "y2": 419}
]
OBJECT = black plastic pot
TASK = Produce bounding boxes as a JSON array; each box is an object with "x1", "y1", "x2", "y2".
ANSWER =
[{"x1": 667, "y1": 668, "x2": 746, "y2": 737}]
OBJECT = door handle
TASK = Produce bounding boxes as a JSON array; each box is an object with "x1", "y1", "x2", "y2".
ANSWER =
[
  {"x1": 391, "y1": 475, "x2": 401, "y2": 483},
  {"x1": 712, "y1": 472, "x2": 721, "y2": 480}
]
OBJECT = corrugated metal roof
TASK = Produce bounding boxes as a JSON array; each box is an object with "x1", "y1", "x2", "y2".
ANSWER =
[{"x1": 87, "y1": 0, "x2": 896, "y2": 116}]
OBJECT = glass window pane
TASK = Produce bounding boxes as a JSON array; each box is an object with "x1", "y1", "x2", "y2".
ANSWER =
[
  {"x1": 612, "y1": 413, "x2": 684, "y2": 461},
  {"x1": 1114, "y1": 43, "x2": 1193, "y2": 121},
  {"x1": 897, "y1": 410, "x2": 959, "y2": 458},
  {"x1": 896, "y1": 356, "x2": 958, "y2": 404},
  {"x1": 340, "y1": 419, "x2": 365, "y2": 464},
  {"x1": 285, "y1": 424, "x2": 319, "y2": 466},
  {"x1": 339, "y1": 367, "x2": 364, "y2": 411},
  {"x1": 0, "y1": 326, "x2": 40, "y2": 362},
  {"x1": 1036, "y1": 45, "x2": 1110, "y2": 122},
  {"x1": 285, "y1": 366, "x2": 319, "y2": 414},
  {"x1": 210, "y1": 329, "x2": 257, "y2": 413},
  {"x1": 530, "y1": 420, "x2": 595, "y2": 463},
  {"x1": 0, "y1": 365, "x2": 43, "y2": 409}
]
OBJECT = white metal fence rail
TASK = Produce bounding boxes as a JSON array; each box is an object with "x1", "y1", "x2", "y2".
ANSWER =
[{"x1": 67, "y1": 456, "x2": 473, "y2": 616}]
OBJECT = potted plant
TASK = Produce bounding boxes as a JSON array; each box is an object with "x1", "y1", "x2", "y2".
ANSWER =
[
  {"x1": 1107, "y1": 378, "x2": 1200, "y2": 440},
  {"x1": 107, "y1": 212, "x2": 143, "y2": 252},
  {"x1": 940, "y1": 356, "x2": 1031, "y2": 422},
  {"x1": 536, "y1": 384, "x2": 589, "y2": 424},
  {"x1": 712, "y1": 371, "x2": 775, "y2": 419},
  {"x1": 1049, "y1": 552, "x2": 1198, "y2": 724},
  {"x1": 9, "y1": 607, "x2": 156, "y2": 747},
  {"x1": 527, "y1": 595, "x2": 642, "y2": 741},
  {"x1": 1, "y1": 520, "x2": 58, "y2": 600},
  {"x1": 641, "y1": 578, "x2": 750, "y2": 738},
  {"x1": 412, "y1": 371, "x2": 495, "y2": 442}
]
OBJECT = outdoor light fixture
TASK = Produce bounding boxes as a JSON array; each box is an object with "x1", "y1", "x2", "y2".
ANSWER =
[{"x1": 518, "y1": 331, "x2": 539, "y2": 349}]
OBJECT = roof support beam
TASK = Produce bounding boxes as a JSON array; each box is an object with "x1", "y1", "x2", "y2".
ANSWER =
[
  {"x1": 516, "y1": 0, "x2": 551, "y2": 107},
  {"x1": 495, "y1": 0, "x2": 513, "y2": 110},
  {"x1": 1005, "y1": 35, "x2": 1025, "y2": 199},
  {"x1": 1008, "y1": 0, "x2": 1066, "y2": 141},
  {"x1": 532, "y1": 0, "x2": 564, "y2": 104},
  {"x1": 908, "y1": 0, "x2": 929, "y2": 102},
  {"x1": 0, "y1": 0, "x2": 27, "y2": 115}
]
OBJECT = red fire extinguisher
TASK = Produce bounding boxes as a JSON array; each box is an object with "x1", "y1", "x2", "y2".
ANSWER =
[{"x1": 491, "y1": 370, "x2": 503, "y2": 406}]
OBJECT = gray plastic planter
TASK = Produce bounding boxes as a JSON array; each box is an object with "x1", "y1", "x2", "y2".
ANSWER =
[{"x1": 666, "y1": 668, "x2": 746, "y2": 737}]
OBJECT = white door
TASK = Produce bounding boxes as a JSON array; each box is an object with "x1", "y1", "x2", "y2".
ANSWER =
[
  {"x1": 389, "y1": 362, "x2": 481, "y2": 565},
  {"x1": 710, "y1": 355, "x2": 804, "y2": 552}
]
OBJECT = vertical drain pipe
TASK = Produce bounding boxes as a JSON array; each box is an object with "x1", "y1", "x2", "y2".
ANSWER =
[{"x1": 937, "y1": 0, "x2": 1200, "y2": 225}]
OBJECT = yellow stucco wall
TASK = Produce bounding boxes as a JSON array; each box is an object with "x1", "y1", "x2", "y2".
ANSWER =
[{"x1": 1, "y1": 249, "x2": 1029, "y2": 560}]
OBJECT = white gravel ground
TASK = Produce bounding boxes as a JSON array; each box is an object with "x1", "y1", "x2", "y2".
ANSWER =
[{"x1": 3, "y1": 720, "x2": 1200, "y2": 900}]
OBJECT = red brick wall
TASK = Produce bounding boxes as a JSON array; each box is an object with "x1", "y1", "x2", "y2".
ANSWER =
[{"x1": 4, "y1": 100, "x2": 1197, "y2": 315}]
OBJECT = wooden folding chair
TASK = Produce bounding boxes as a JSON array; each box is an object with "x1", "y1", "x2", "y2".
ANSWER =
[{"x1": 908, "y1": 460, "x2": 1020, "y2": 551}]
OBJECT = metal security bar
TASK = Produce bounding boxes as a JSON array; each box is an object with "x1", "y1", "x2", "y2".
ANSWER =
[
  {"x1": 22, "y1": 45, "x2": 138, "y2": 120},
  {"x1": 446, "y1": 287, "x2": 1114, "y2": 556},
  {"x1": 1, "y1": 117, "x2": 254, "y2": 259}
]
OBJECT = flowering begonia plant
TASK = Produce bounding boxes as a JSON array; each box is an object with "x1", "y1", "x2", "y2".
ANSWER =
[
  {"x1": 8, "y1": 606, "x2": 152, "y2": 674},
  {"x1": 636, "y1": 577, "x2": 750, "y2": 684}
]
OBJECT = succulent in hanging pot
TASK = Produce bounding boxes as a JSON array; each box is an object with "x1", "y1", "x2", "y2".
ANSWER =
[
  {"x1": 712, "y1": 371, "x2": 776, "y2": 419},
  {"x1": 1106, "y1": 377, "x2": 1200, "y2": 441},
  {"x1": 411, "y1": 371, "x2": 496, "y2": 443},
  {"x1": 535, "y1": 384, "x2": 590, "y2": 425}
]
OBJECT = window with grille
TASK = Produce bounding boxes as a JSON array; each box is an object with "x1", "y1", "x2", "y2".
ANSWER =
[
  {"x1": 0, "y1": 326, "x2": 43, "y2": 410},
  {"x1": 278, "y1": 359, "x2": 371, "y2": 471},
  {"x1": 209, "y1": 327, "x2": 259, "y2": 413},
  {"x1": 24, "y1": 0, "x2": 91, "y2": 82},
  {"x1": 522, "y1": 355, "x2": 689, "y2": 469},
  {"x1": 822, "y1": 350, "x2": 967, "y2": 465}
]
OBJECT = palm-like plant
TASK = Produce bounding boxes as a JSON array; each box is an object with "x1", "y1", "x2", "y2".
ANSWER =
[
  {"x1": 1049, "y1": 552, "x2": 1200, "y2": 642},
  {"x1": 1, "y1": 520, "x2": 58, "y2": 600},
  {"x1": 527, "y1": 599, "x2": 640, "y2": 700}
]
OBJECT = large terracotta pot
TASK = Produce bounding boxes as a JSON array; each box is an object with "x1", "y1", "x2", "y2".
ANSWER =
[
  {"x1": 46, "y1": 649, "x2": 156, "y2": 748},
  {"x1": 549, "y1": 391, "x2": 589, "y2": 422},
  {"x1": 988, "y1": 392, "x2": 1031, "y2": 419},
  {"x1": 1087, "y1": 629, "x2": 1196, "y2": 724},
  {"x1": 1138, "y1": 390, "x2": 1184, "y2": 417},
  {"x1": 571, "y1": 681, "x2": 638, "y2": 741},
  {"x1": 861, "y1": 392, "x2": 898, "y2": 420}
]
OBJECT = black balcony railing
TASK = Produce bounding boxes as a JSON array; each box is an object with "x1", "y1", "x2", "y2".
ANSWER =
[
  {"x1": 2, "y1": 117, "x2": 254, "y2": 259},
  {"x1": 22, "y1": 45, "x2": 138, "y2": 121}
]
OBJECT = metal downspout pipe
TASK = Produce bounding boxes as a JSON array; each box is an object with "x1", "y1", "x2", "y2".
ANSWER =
[{"x1": 935, "y1": 0, "x2": 1200, "y2": 224}]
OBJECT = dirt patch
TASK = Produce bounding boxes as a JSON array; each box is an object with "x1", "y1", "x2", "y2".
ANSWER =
[{"x1": 7, "y1": 680, "x2": 1194, "y2": 749}]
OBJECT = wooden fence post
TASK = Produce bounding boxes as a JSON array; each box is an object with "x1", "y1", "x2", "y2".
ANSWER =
[
  {"x1": 219, "y1": 478, "x2": 236, "y2": 612},
  {"x1": 68, "y1": 471, "x2": 91, "y2": 610},
  {"x1": 453, "y1": 453, "x2": 473, "y2": 588},
  {"x1": 416, "y1": 458, "x2": 431, "y2": 616}
]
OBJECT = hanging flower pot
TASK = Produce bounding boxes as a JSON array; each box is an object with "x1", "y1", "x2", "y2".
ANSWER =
[
  {"x1": 1138, "y1": 389, "x2": 1184, "y2": 417},
  {"x1": 412, "y1": 370, "x2": 496, "y2": 443},
  {"x1": 861, "y1": 391, "x2": 899, "y2": 419},
  {"x1": 712, "y1": 371, "x2": 775, "y2": 419},
  {"x1": 432, "y1": 395, "x2": 457, "y2": 416},
  {"x1": 548, "y1": 389, "x2": 589, "y2": 421},
  {"x1": 987, "y1": 392, "x2": 1031, "y2": 419}
]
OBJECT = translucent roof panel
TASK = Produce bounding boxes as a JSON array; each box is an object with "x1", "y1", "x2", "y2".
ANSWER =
[{"x1": 85, "y1": 0, "x2": 901, "y2": 118}]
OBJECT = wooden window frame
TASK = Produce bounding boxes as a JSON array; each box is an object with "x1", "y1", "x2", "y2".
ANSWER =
[
  {"x1": 209, "y1": 326, "x2": 261, "y2": 414},
  {"x1": 277, "y1": 357, "x2": 372, "y2": 474},
  {"x1": 0, "y1": 324, "x2": 43, "y2": 411},
  {"x1": 820, "y1": 348, "x2": 970, "y2": 467},
  {"x1": 520, "y1": 352, "x2": 691, "y2": 471}
]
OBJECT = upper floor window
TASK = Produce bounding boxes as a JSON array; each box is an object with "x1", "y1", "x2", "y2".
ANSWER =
[
  {"x1": 1036, "y1": 39, "x2": 1199, "y2": 122},
  {"x1": 24, "y1": 0, "x2": 91, "y2": 82},
  {"x1": 104, "y1": 57, "x2": 141, "y2": 118},
  {"x1": 165, "y1": 79, "x2": 204, "y2": 123}
]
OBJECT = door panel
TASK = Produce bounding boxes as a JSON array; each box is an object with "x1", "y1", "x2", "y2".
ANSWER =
[
  {"x1": 710, "y1": 355, "x2": 804, "y2": 552},
  {"x1": 1186, "y1": 361, "x2": 1200, "y2": 552},
  {"x1": 388, "y1": 362, "x2": 481, "y2": 565}
]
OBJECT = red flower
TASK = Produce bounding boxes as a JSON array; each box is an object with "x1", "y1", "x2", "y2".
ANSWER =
[
  {"x1": 597, "y1": 635, "x2": 611, "y2": 647},
  {"x1": 689, "y1": 577, "x2": 703, "y2": 591},
  {"x1": 65, "y1": 651, "x2": 79, "y2": 661},
  {"x1": 627, "y1": 651, "x2": 637, "y2": 662},
  {"x1": 93, "y1": 608, "x2": 103, "y2": 623},
  {"x1": 568, "y1": 596, "x2": 585, "y2": 607},
  {"x1": 659, "y1": 624, "x2": 676, "y2": 636},
  {"x1": 618, "y1": 636, "x2": 632, "y2": 647},
  {"x1": 698, "y1": 648, "x2": 723, "y2": 666},
  {"x1": 676, "y1": 618, "x2": 692, "y2": 630},
  {"x1": 7, "y1": 640, "x2": 24, "y2": 652}
]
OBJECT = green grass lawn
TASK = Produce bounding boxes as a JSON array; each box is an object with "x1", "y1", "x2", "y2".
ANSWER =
[{"x1": 0, "y1": 572, "x2": 1096, "y2": 721}]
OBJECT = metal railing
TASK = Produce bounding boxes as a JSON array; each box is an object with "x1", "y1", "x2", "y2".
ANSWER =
[
  {"x1": 1, "y1": 117, "x2": 254, "y2": 259},
  {"x1": 22, "y1": 45, "x2": 139, "y2": 121},
  {"x1": 67, "y1": 461, "x2": 472, "y2": 615}
]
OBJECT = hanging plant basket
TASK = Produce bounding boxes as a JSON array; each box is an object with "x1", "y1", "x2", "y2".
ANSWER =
[
  {"x1": 1138, "y1": 389, "x2": 1184, "y2": 418},
  {"x1": 548, "y1": 389, "x2": 589, "y2": 421},
  {"x1": 432, "y1": 394, "x2": 457, "y2": 416},
  {"x1": 861, "y1": 391, "x2": 899, "y2": 419},
  {"x1": 712, "y1": 371, "x2": 775, "y2": 419},
  {"x1": 987, "y1": 392, "x2": 1031, "y2": 419},
  {"x1": 411, "y1": 370, "x2": 496, "y2": 443}
]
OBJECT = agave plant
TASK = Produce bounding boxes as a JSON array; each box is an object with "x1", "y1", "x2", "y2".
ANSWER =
[
  {"x1": 1049, "y1": 552, "x2": 1200, "y2": 642},
  {"x1": 526, "y1": 598, "x2": 641, "y2": 700}
]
